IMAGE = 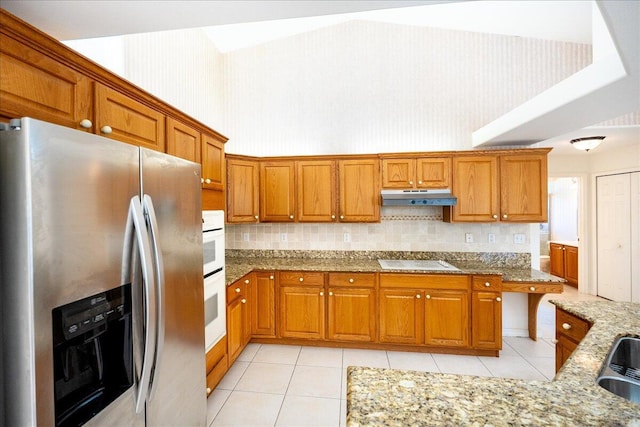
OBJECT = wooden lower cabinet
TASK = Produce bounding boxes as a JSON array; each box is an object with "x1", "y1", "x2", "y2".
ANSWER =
[
  {"x1": 227, "y1": 277, "x2": 251, "y2": 365},
  {"x1": 424, "y1": 290, "x2": 469, "y2": 347},
  {"x1": 550, "y1": 243, "x2": 579, "y2": 287},
  {"x1": 205, "y1": 336, "x2": 228, "y2": 397},
  {"x1": 379, "y1": 288, "x2": 422, "y2": 344},
  {"x1": 555, "y1": 307, "x2": 591, "y2": 372},
  {"x1": 326, "y1": 273, "x2": 376, "y2": 342},
  {"x1": 472, "y1": 291, "x2": 502, "y2": 349},
  {"x1": 279, "y1": 285, "x2": 325, "y2": 340},
  {"x1": 251, "y1": 272, "x2": 276, "y2": 337}
]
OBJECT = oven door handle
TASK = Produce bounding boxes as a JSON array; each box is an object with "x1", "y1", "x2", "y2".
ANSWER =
[
  {"x1": 122, "y1": 196, "x2": 157, "y2": 414},
  {"x1": 143, "y1": 194, "x2": 164, "y2": 402}
]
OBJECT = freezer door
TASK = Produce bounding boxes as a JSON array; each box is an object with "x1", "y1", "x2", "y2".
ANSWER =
[
  {"x1": 0, "y1": 118, "x2": 143, "y2": 426},
  {"x1": 140, "y1": 148, "x2": 207, "y2": 425}
]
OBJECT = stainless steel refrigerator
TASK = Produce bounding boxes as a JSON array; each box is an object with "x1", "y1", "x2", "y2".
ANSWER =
[{"x1": 0, "y1": 118, "x2": 206, "y2": 426}]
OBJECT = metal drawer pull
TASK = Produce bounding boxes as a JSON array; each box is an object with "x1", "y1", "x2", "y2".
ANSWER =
[
  {"x1": 235, "y1": 287, "x2": 241, "y2": 293},
  {"x1": 244, "y1": 279, "x2": 249, "y2": 284},
  {"x1": 299, "y1": 277, "x2": 304, "y2": 282},
  {"x1": 529, "y1": 286, "x2": 536, "y2": 291},
  {"x1": 416, "y1": 294, "x2": 421, "y2": 299},
  {"x1": 349, "y1": 278, "x2": 354, "y2": 283},
  {"x1": 562, "y1": 323, "x2": 572, "y2": 330},
  {"x1": 484, "y1": 282, "x2": 491, "y2": 287},
  {"x1": 496, "y1": 297, "x2": 502, "y2": 302}
]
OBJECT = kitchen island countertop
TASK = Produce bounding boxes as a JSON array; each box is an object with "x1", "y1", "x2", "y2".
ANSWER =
[{"x1": 347, "y1": 300, "x2": 640, "y2": 426}]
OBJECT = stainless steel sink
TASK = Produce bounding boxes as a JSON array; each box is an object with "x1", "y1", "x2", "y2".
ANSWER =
[
  {"x1": 597, "y1": 336, "x2": 640, "y2": 403},
  {"x1": 378, "y1": 259, "x2": 460, "y2": 272}
]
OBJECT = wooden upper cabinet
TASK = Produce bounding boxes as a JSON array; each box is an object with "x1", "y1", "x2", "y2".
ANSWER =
[
  {"x1": 338, "y1": 158, "x2": 380, "y2": 222},
  {"x1": 0, "y1": 35, "x2": 92, "y2": 130},
  {"x1": 381, "y1": 157, "x2": 451, "y2": 189},
  {"x1": 227, "y1": 158, "x2": 259, "y2": 223},
  {"x1": 447, "y1": 155, "x2": 499, "y2": 222},
  {"x1": 260, "y1": 161, "x2": 296, "y2": 222},
  {"x1": 417, "y1": 157, "x2": 451, "y2": 189},
  {"x1": 499, "y1": 153, "x2": 548, "y2": 222},
  {"x1": 166, "y1": 117, "x2": 201, "y2": 163},
  {"x1": 297, "y1": 160, "x2": 336, "y2": 222},
  {"x1": 95, "y1": 83, "x2": 165, "y2": 151},
  {"x1": 201, "y1": 134, "x2": 225, "y2": 191}
]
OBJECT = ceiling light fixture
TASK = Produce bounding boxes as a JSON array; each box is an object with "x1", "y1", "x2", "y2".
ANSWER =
[{"x1": 570, "y1": 136, "x2": 606, "y2": 152}]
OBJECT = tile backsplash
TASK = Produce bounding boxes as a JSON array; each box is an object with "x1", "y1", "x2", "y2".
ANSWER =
[{"x1": 226, "y1": 207, "x2": 531, "y2": 253}]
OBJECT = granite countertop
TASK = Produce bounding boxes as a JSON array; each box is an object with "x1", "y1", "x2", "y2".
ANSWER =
[
  {"x1": 347, "y1": 300, "x2": 640, "y2": 426},
  {"x1": 224, "y1": 250, "x2": 564, "y2": 286}
]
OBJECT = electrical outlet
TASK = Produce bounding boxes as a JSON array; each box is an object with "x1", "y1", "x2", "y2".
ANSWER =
[
  {"x1": 281, "y1": 233, "x2": 288, "y2": 242},
  {"x1": 514, "y1": 233, "x2": 525, "y2": 244},
  {"x1": 488, "y1": 233, "x2": 496, "y2": 243},
  {"x1": 343, "y1": 232, "x2": 351, "y2": 242},
  {"x1": 243, "y1": 233, "x2": 250, "y2": 242},
  {"x1": 465, "y1": 233, "x2": 473, "y2": 243}
]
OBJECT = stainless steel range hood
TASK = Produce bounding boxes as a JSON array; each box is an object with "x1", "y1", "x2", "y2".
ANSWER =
[{"x1": 381, "y1": 189, "x2": 457, "y2": 206}]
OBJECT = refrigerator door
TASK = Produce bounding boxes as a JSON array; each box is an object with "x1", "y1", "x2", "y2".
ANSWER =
[
  {"x1": 0, "y1": 118, "x2": 143, "y2": 426},
  {"x1": 140, "y1": 148, "x2": 207, "y2": 425}
]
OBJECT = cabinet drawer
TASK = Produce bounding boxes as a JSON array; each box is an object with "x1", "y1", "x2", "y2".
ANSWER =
[
  {"x1": 205, "y1": 335, "x2": 227, "y2": 374},
  {"x1": 380, "y1": 273, "x2": 469, "y2": 290},
  {"x1": 328, "y1": 273, "x2": 376, "y2": 287},
  {"x1": 472, "y1": 276, "x2": 502, "y2": 291},
  {"x1": 556, "y1": 309, "x2": 590, "y2": 343},
  {"x1": 227, "y1": 278, "x2": 250, "y2": 302},
  {"x1": 279, "y1": 271, "x2": 325, "y2": 286}
]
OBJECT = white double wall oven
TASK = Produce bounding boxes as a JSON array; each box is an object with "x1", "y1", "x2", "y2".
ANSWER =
[{"x1": 202, "y1": 210, "x2": 226, "y2": 351}]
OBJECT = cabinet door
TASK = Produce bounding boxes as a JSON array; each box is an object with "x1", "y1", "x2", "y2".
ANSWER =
[
  {"x1": 549, "y1": 243, "x2": 565, "y2": 278},
  {"x1": 500, "y1": 153, "x2": 547, "y2": 222},
  {"x1": 381, "y1": 158, "x2": 415, "y2": 188},
  {"x1": 471, "y1": 291, "x2": 502, "y2": 350},
  {"x1": 327, "y1": 288, "x2": 376, "y2": 342},
  {"x1": 260, "y1": 161, "x2": 296, "y2": 222},
  {"x1": 94, "y1": 83, "x2": 165, "y2": 151},
  {"x1": 378, "y1": 288, "x2": 422, "y2": 344},
  {"x1": 416, "y1": 157, "x2": 451, "y2": 189},
  {"x1": 564, "y1": 246, "x2": 579, "y2": 287},
  {"x1": 555, "y1": 334, "x2": 578, "y2": 372},
  {"x1": 424, "y1": 290, "x2": 469, "y2": 347},
  {"x1": 338, "y1": 159, "x2": 380, "y2": 222},
  {"x1": 251, "y1": 272, "x2": 276, "y2": 337},
  {"x1": 227, "y1": 295, "x2": 245, "y2": 364},
  {"x1": 0, "y1": 35, "x2": 92, "y2": 130},
  {"x1": 166, "y1": 117, "x2": 201, "y2": 163},
  {"x1": 297, "y1": 160, "x2": 336, "y2": 222},
  {"x1": 279, "y1": 286, "x2": 325, "y2": 340},
  {"x1": 227, "y1": 159, "x2": 259, "y2": 223},
  {"x1": 201, "y1": 134, "x2": 225, "y2": 191},
  {"x1": 449, "y1": 156, "x2": 498, "y2": 222}
]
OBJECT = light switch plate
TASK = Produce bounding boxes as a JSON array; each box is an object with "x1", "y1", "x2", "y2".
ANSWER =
[
  {"x1": 465, "y1": 233, "x2": 473, "y2": 243},
  {"x1": 514, "y1": 233, "x2": 525, "y2": 244}
]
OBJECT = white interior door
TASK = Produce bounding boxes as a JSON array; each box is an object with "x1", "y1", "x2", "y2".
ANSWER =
[
  {"x1": 631, "y1": 172, "x2": 640, "y2": 303},
  {"x1": 596, "y1": 174, "x2": 632, "y2": 301}
]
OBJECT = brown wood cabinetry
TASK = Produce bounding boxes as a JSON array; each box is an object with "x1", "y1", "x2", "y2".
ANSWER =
[
  {"x1": 378, "y1": 274, "x2": 471, "y2": 348},
  {"x1": 251, "y1": 272, "x2": 276, "y2": 337},
  {"x1": 205, "y1": 336, "x2": 228, "y2": 396},
  {"x1": 201, "y1": 134, "x2": 225, "y2": 191},
  {"x1": 549, "y1": 243, "x2": 578, "y2": 287},
  {"x1": 166, "y1": 117, "x2": 200, "y2": 162},
  {"x1": 338, "y1": 158, "x2": 380, "y2": 222},
  {"x1": 471, "y1": 276, "x2": 502, "y2": 350},
  {"x1": 555, "y1": 307, "x2": 591, "y2": 372},
  {"x1": 327, "y1": 273, "x2": 376, "y2": 342},
  {"x1": 381, "y1": 157, "x2": 451, "y2": 189},
  {"x1": 278, "y1": 271, "x2": 326, "y2": 340},
  {"x1": 227, "y1": 276, "x2": 251, "y2": 364},
  {"x1": 227, "y1": 157, "x2": 260, "y2": 223},
  {"x1": 445, "y1": 150, "x2": 549, "y2": 223},
  {"x1": 297, "y1": 160, "x2": 337, "y2": 222},
  {"x1": 260, "y1": 161, "x2": 296, "y2": 222},
  {"x1": 0, "y1": 33, "x2": 92, "y2": 129}
]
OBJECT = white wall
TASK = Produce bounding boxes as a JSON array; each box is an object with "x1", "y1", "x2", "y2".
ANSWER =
[{"x1": 222, "y1": 20, "x2": 591, "y2": 156}]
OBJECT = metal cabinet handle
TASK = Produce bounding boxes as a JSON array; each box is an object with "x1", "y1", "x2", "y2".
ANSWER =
[
  {"x1": 409, "y1": 180, "x2": 414, "y2": 185},
  {"x1": 496, "y1": 297, "x2": 502, "y2": 302},
  {"x1": 331, "y1": 215, "x2": 336, "y2": 219},
  {"x1": 241, "y1": 298, "x2": 247, "y2": 304},
  {"x1": 299, "y1": 277, "x2": 304, "y2": 282},
  {"x1": 349, "y1": 278, "x2": 354, "y2": 283},
  {"x1": 320, "y1": 291, "x2": 324, "y2": 296},
  {"x1": 426, "y1": 294, "x2": 431, "y2": 299},
  {"x1": 235, "y1": 287, "x2": 241, "y2": 293},
  {"x1": 270, "y1": 275, "x2": 274, "y2": 280},
  {"x1": 502, "y1": 214, "x2": 508, "y2": 219},
  {"x1": 244, "y1": 279, "x2": 249, "y2": 284},
  {"x1": 340, "y1": 215, "x2": 345, "y2": 220},
  {"x1": 492, "y1": 214, "x2": 498, "y2": 219},
  {"x1": 205, "y1": 178, "x2": 212, "y2": 184},
  {"x1": 551, "y1": 339, "x2": 558, "y2": 344},
  {"x1": 254, "y1": 215, "x2": 259, "y2": 220},
  {"x1": 529, "y1": 286, "x2": 536, "y2": 291},
  {"x1": 562, "y1": 323, "x2": 572, "y2": 330},
  {"x1": 289, "y1": 215, "x2": 294, "y2": 220},
  {"x1": 329, "y1": 292, "x2": 333, "y2": 296},
  {"x1": 206, "y1": 387, "x2": 212, "y2": 394},
  {"x1": 100, "y1": 125, "x2": 113, "y2": 134},
  {"x1": 484, "y1": 282, "x2": 491, "y2": 287},
  {"x1": 201, "y1": 178, "x2": 205, "y2": 184},
  {"x1": 416, "y1": 294, "x2": 421, "y2": 299},
  {"x1": 79, "y1": 119, "x2": 92, "y2": 129},
  {"x1": 418, "y1": 180, "x2": 423, "y2": 185}
]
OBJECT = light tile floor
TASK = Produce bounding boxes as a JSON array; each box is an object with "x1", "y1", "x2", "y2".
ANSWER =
[{"x1": 208, "y1": 285, "x2": 606, "y2": 427}]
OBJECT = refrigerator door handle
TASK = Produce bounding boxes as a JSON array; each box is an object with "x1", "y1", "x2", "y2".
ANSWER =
[
  {"x1": 123, "y1": 196, "x2": 157, "y2": 414},
  {"x1": 143, "y1": 194, "x2": 165, "y2": 401}
]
